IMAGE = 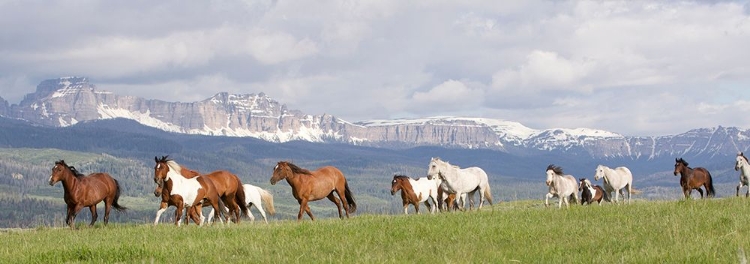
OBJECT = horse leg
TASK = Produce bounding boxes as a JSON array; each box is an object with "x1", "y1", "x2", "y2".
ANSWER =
[
  {"x1": 88, "y1": 205, "x2": 98, "y2": 226},
  {"x1": 697, "y1": 188, "x2": 704, "y2": 199},
  {"x1": 104, "y1": 200, "x2": 113, "y2": 225},
  {"x1": 68, "y1": 205, "x2": 84, "y2": 229},
  {"x1": 544, "y1": 193, "x2": 553, "y2": 207},
  {"x1": 297, "y1": 199, "x2": 312, "y2": 221},
  {"x1": 246, "y1": 204, "x2": 256, "y2": 222},
  {"x1": 326, "y1": 192, "x2": 344, "y2": 219}
]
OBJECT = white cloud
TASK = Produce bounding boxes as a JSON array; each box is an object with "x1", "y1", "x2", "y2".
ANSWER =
[{"x1": 1, "y1": 1, "x2": 750, "y2": 136}]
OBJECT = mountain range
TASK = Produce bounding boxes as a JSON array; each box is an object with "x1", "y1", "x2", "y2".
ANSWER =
[{"x1": 1, "y1": 77, "x2": 748, "y2": 160}]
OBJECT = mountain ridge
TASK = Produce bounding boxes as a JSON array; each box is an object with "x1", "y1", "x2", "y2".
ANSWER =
[{"x1": 2, "y1": 77, "x2": 749, "y2": 159}]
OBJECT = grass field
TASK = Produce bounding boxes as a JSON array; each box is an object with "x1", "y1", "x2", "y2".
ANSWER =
[{"x1": 2, "y1": 198, "x2": 749, "y2": 263}]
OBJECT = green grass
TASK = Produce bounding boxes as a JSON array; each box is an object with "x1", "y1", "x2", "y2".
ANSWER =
[{"x1": 2, "y1": 198, "x2": 750, "y2": 263}]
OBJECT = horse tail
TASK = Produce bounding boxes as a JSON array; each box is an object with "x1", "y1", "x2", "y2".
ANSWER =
[
  {"x1": 483, "y1": 184, "x2": 493, "y2": 205},
  {"x1": 258, "y1": 187, "x2": 276, "y2": 216},
  {"x1": 234, "y1": 177, "x2": 250, "y2": 218},
  {"x1": 112, "y1": 178, "x2": 127, "y2": 211},
  {"x1": 707, "y1": 171, "x2": 716, "y2": 197},
  {"x1": 344, "y1": 180, "x2": 357, "y2": 214}
]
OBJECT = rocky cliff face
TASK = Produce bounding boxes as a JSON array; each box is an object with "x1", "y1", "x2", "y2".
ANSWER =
[{"x1": 6, "y1": 77, "x2": 750, "y2": 160}]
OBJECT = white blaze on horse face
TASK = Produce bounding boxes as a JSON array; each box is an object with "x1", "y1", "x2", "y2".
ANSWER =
[{"x1": 736, "y1": 156, "x2": 746, "y2": 171}]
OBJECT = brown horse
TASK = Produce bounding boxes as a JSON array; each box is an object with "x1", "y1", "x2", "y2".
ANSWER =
[
  {"x1": 153, "y1": 157, "x2": 225, "y2": 226},
  {"x1": 390, "y1": 175, "x2": 438, "y2": 214},
  {"x1": 48, "y1": 160, "x2": 127, "y2": 228},
  {"x1": 673, "y1": 158, "x2": 715, "y2": 199},
  {"x1": 154, "y1": 156, "x2": 247, "y2": 223},
  {"x1": 578, "y1": 178, "x2": 609, "y2": 205},
  {"x1": 270, "y1": 161, "x2": 356, "y2": 221}
]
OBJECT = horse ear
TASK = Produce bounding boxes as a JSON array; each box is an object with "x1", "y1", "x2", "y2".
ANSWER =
[
  {"x1": 155, "y1": 156, "x2": 158, "y2": 162},
  {"x1": 675, "y1": 158, "x2": 679, "y2": 162}
]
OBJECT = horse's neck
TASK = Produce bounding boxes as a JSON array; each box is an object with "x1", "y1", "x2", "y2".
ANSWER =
[
  {"x1": 59, "y1": 171, "x2": 79, "y2": 192},
  {"x1": 741, "y1": 163, "x2": 750, "y2": 177}
]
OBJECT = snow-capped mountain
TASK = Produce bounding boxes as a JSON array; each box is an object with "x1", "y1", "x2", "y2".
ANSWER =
[{"x1": 3, "y1": 77, "x2": 749, "y2": 160}]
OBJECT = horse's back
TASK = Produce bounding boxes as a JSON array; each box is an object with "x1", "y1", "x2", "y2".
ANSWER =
[
  {"x1": 411, "y1": 177, "x2": 438, "y2": 197},
  {"x1": 613, "y1": 167, "x2": 633, "y2": 180}
]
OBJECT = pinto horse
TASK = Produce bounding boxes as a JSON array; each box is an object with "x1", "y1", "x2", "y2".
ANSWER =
[
  {"x1": 390, "y1": 175, "x2": 438, "y2": 214},
  {"x1": 578, "y1": 178, "x2": 608, "y2": 205},
  {"x1": 153, "y1": 157, "x2": 225, "y2": 226},
  {"x1": 673, "y1": 158, "x2": 715, "y2": 199},
  {"x1": 153, "y1": 162, "x2": 211, "y2": 225},
  {"x1": 48, "y1": 160, "x2": 127, "y2": 228},
  {"x1": 270, "y1": 161, "x2": 356, "y2": 221},
  {"x1": 154, "y1": 156, "x2": 248, "y2": 224}
]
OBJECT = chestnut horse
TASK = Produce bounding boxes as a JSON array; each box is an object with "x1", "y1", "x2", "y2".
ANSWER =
[
  {"x1": 270, "y1": 161, "x2": 356, "y2": 221},
  {"x1": 48, "y1": 160, "x2": 127, "y2": 228},
  {"x1": 154, "y1": 156, "x2": 248, "y2": 224},
  {"x1": 578, "y1": 178, "x2": 609, "y2": 205},
  {"x1": 390, "y1": 175, "x2": 438, "y2": 214},
  {"x1": 673, "y1": 158, "x2": 715, "y2": 199}
]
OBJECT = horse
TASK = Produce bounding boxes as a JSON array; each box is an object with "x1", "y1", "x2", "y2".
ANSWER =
[
  {"x1": 426, "y1": 157, "x2": 493, "y2": 210},
  {"x1": 208, "y1": 184, "x2": 276, "y2": 224},
  {"x1": 270, "y1": 161, "x2": 356, "y2": 221},
  {"x1": 735, "y1": 152, "x2": 750, "y2": 197},
  {"x1": 544, "y1": 165, "x2": 579, "y2": 208},
  {"x1": 154, "y1": 156, "x2": 249, "y2": 224},
  {"x1": 152, "y1": 160, "x2": 216, "y2": 226},
  {"x1": 578, "y1": 178, "x2": 609, "y2": 205},
  {"x1": 153, "y1": 157, "x2": 224, "y2": 226},
  {"x1": 673, "y1": 158, "x2": 715, "y2": 199},
  {"x1": 593, "y1": 164, "x2": 635, "y2": 204},
  {"x1": 390, "y1": 175, "x2": 438, "y2": 214},
  {"x1": 48, "y1": 160, "x2": 127, "y2": 228}
]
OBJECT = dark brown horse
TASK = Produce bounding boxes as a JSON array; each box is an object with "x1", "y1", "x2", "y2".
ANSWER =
[
  {"x1": 48, "y1": 160, "x2": 127, "y2": 228},
  {"x1": 270, "y1": 161, "x2": 356, "y2": 221},
  {"x1": 673, "y1": 158, "x2": 715, "y2": 199},
  {"x1": 154, "y1": 156, "x2": 248, "y2": 224},
  {"x1": 153, "y1": 157, "x2": 225, "y2": 226},
  {"x1": 578, "y1": 178, "x2": 609, "y2": 205}
]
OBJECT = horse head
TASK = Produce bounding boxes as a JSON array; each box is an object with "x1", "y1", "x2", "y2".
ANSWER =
[
  {"x1": 270, "y1": 161, "x2": 290, "y2": 185},
  {"x1": 545, "y1": 164, "x2": 562, "y2": 186},
  {"x1": 674, "y1": 158, "x2": 688, "y2": 176},
  {"x1": 736, "y1": 152, "x2": 748, "y2": 171},
  {"x1": 153, "y1": 156, "x2": 171, "y2": 197},
  {"x1": 427, "y1": 157, "x2": 444, "y2": 180},
  {"x1": 578, "y1": 178, "x2": 587, "y2": 191},
  {"x1": 390, "y1": 175, "x2": 406, "y2": 195},
  {"x1": 594, "y1": 165, "x2": 606, "y2": 181},
  {"x1": 48, "y1": 160, "x2": 70, "y2": 186}
]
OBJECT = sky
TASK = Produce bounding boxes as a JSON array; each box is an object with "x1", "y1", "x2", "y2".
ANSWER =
[{"x1": 1, "y1": 1, "x2": 750, "y2": 137}]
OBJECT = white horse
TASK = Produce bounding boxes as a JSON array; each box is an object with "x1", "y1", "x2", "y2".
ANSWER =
[
  {"x1": 544, "y1": 165, "x2": 579, "y2": 208},
  {"x1": 735, "y1": 152, "x2": 750, "y2": 197},
  {"x1": 593, "y1": 164, "x2": 634, "y2": 204},
  {"x1": 208, "y1": 184, "x2": 276, "y2": 223},
  {"x1": 426, "y1": 157, "x2": 493, "y2": 210}
]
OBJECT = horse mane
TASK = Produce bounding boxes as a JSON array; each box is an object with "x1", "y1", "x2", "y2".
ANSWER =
[
  {"x1": 393, "y1": 174, "x2": 412, "y2": 180},
  {"x1": 676, "y1": 158, "x2": 690, "y2": 168},
  {"x1": 284, "y1": 162, "x2": 312, "y2": 175},
  {"x1": 546, "y1": 164, "x2": 564, "y2": 175},
  {"x1": 55, "y1": 160, "x2": 84, "y2": 177}
]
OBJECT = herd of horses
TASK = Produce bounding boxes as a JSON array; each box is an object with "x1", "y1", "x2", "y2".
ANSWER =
[{"x1": 46, "y1": 152, "x2": 750, "y2": 228}]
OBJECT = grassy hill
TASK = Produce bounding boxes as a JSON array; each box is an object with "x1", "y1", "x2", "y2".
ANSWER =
[{"x1": 1, "y1": 198, "x2": 749, "y2": 263}]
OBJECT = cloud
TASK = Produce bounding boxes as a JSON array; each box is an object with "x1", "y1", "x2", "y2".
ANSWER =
[{"x1": 1, "y1": 1, "x2": 750, "y2": 136}]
